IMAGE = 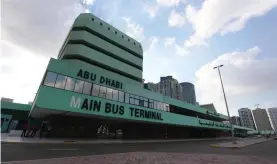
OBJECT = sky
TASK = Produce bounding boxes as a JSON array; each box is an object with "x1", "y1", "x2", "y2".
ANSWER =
[{"x1": 1, "y1": 0, "x2": 277, "y2": 116}]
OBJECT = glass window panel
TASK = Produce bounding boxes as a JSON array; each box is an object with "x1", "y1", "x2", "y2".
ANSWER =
[
  {"x1": 106, "y1": 88, "x2": 113, "y2": 100},
  {"x1": 112, "y1": 90, "x2": 118, "y2": 101},
  {"x1": 65, "y1": 77, "x2": 76, "y2": 91},
  {"x1": 91, "y1": 84, "x2": 100, "y2": 96},
  {"x1": 135, "y1": 96, "x2": 139, "y2": 105},
  {"x1": 154, "y1": 101, "x2": 157, "y2": 109},
  {"x1": 158, "y1": 102, "x2": 161, "y2": 110},
  {"x1": 144, "y1": 98, "x2": 148, "y2": 108},
  {"x1": 125, "y1": 93, "x2": 129, "y2": 103},
  {"x1": 83, "y1": 82, "x2": 92, "y2": 95},
  {"x1": 139, "y1": 97, "x2": 144, "y2": 106},
  {"x1": 43, "y1": 72, "x2": 57, "y2": 87},
  {"x1": 99, "y1": 86, "x2": 107, "y2": 98},
  {"x1": 162, "y1": 103, "x2": 166, "y2": 111},
  {"x1": 54, "y1": 74, "x2": 67, "y2": 89},
  {"x1": 129, "y1": 94, "x2": 134, "y2": 104},
  {"x1": 119, "y1": 91, "x2": 124, "y2": 102},
  {"x1": 74, "y1": 80, "x2": 84, "y2": 93}
]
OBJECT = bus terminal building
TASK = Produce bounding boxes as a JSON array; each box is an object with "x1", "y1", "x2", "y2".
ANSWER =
[{"x1": 1, "y1": 13, "x2": 254, "y2": 139}]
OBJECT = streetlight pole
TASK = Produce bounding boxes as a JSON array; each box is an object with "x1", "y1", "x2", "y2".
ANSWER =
[{"x1": 213, "y1": 65, "x2": 236, "y2": 144}]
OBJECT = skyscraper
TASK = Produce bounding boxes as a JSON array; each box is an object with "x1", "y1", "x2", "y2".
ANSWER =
[
  {"x1": 159, "y1": 76, "x2": 182, "y2": 100},
  {"x1": 230, "y1": 116, "x2": 242, "y2": 126},
  {"x1": 238, "y1": 108, "x2": 256, "y2": 130},
  {"x1": 268, "y1": 107, "x2": 277, "y2": 133},
  {"x1": 179, "y1": 82, "x2": 196, "y2": 105},
  {"x1": 252, "y1": 108, "x2": 272, "y2": 131}
]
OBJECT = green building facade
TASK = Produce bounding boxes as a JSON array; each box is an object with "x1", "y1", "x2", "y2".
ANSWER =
[{"x1": 1, "y1": 13, "x2": 253, "y2": 139}]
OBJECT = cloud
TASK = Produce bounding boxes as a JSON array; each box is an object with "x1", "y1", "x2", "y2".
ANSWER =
[
  {"x1": 82, "y1": 0, "x2": 96, "y2": 6},
  {"x1": 164, "y1": 37, "x2": 176, "y2": 47},
  {"x1": 163, "y1": 37, "x2": 189, "y2": 56},
  {"x1": 156, "y1": 0, "x2": 181, "y2": 7},
  {"x1": 185, "y1": 0, "x2": 277, "y2": 47},
  {"x1": 168, "y1": 10, "x2": 186, "y2": 28},
  {"x1": 0, "y1": 41, "x2": 49, "y2": 103},
  {"x1": 143, "y1": 3, "x2": 160, "y2": 19},
  {"x1": 195, "y1": 46, "x2": 277, "y2": 115},
  {"x1": 143, "y1": 0, "x2": 182, "y2": 18},
  {"x1": 121, "y1": 17, "x2": 145, "y2": 42},
  {"x1": 2, "y1": 0, "x2": 90, "y2": 57},
  {"x1": 1, "y1": 0, "x2": 94, "y2": 103}
]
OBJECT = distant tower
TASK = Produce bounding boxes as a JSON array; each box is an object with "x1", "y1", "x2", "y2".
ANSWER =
[
  {"x1": 180, "y1": 82, "x2": 196, "y2": 105},
  {"x1": 238, "y1": 108, "x2": 256, "y2": 130}
]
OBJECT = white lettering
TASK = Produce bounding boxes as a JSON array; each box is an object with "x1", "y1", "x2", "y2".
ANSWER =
[{"x1": 70, "y1": 96, "x2": 81, "y2": 108}]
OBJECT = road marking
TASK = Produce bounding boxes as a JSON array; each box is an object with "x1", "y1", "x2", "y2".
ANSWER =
[
  {"x1": 1, "y1": 155, "x2": 93, "y2": 164},
  {"x1": 49, "y1": 148, "x2": 79, "y2": 151}
]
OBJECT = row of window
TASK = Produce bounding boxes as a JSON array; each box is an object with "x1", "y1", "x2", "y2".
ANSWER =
[
  {"x1": 91, "y1": 17, "x2": 142, "y2": 49},
  {"x1": 43, "y1": 72, "x2": 169, "y2": 112}
]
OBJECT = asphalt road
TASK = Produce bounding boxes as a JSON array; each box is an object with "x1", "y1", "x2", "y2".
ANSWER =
[{"x1": 2, "y1": 139, "x2": 277, "y2": 162}]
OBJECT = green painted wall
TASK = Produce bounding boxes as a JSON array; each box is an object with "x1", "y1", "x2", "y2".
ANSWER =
[
  {"x1": 62, "y1": 31, "x2": 143, "y2": 68},
  {"x1": 1, "y1": 101, "x2": 32, "y2": 111},
  {"x1": 34, "y1": 86, "x2": 251, "y2": 131},
  {"x1": 66, "y1": 13, "x2": 143, "y2": 57},
  {"x1": 61, "y1": 44, "x2": 142, "y2": 79},
  {"x1": 46, "y1": 58, "x2": 229, "y2": 121}
]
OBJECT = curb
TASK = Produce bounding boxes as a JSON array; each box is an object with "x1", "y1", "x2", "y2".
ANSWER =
[
  {"x1": 209, "y1": 139, "x2": 273, "y2": 149},
  {"x1": 1, "y1": 138, "x2": 232, "y2": 145}
]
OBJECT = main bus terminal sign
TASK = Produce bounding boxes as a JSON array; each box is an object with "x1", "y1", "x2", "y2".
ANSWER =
[
  {"x1": 77, "y1": 69, "x2": 123, "y2": 89},
  {"x1": 70, "y1": 96, "x2": 163, "y2": 121}
]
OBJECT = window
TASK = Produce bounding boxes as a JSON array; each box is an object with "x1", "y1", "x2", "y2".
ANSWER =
[
  {"x1": 129, "y1": 94, "x2": 135, "y2": 104},
  {"x1": 135, "y1": 96, "x2": 139, "y2": 105},
  {"x1": 44, "y1": 72, "x2": 57, "y2": 87},
  {"x1": 139, "y1": 97, "x2": 144, "y2": 106},
  {"x1": 144, "y1": 98, "x2": 148, "y2": 108},
  {"x1": 91, "y1": 84, "x2": 100, "y2": 96},
  {"x1": 65, "y1": 77, "x2": 76, "y2": 91},
  {"x1": 112, "y1": 90, "x2": 118, "y2": 101},
  {"x1": 99, "y1": 86, "x2": 107, "y2": 98},
  {"x1": 74, "y1": 80, "x2": 84, "y2": 93},
  {"x1": 54, "y1": 74, "x2": 66, "y2": 89},
  {"x1": 154, "y1": 101, "x2": 157, "y2": 110},
  {"x1": 149, "y1": 99, "x2": 154, "y2": 109},
  {"x1": 125, "y1": 93, "x2": 129, "y2": 103},
  {"x1": 106, "y1": 88, "x2": 113, "y2": 100},
  {"x1": 119, "y1": 91, "x2": 124, "y2": 102},
  {"x1": 83, "y1": 82, "x2": 92, "y2": 95}
]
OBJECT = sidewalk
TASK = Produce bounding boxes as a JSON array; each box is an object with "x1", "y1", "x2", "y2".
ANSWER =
[
  {"x1": 1, "y1": 136, "x2": 231, "y2": 144},
  {"x1": 210, "y1": 137, "x2": 273, "y2": 149}
]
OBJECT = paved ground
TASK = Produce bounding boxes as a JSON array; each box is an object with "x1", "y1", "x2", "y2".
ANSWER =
[
  {"x1": 2, "y1": 139, "x2": 277, "y2": 163},
  {"x1": 2, "y1": 152, "x2": 276, "y2": 164},
  {"x1": 210, "y1": 138, "x2": 272, "y2": 148}
]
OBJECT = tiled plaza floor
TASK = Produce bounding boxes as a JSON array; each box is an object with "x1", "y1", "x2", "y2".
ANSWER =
[{"x1": 3, "y1": 152, "x2": 276, "y2": 164}]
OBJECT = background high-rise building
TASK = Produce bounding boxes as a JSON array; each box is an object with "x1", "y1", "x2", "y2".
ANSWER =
[
  {"x1": 252, "y1": 108, "x2": 272, "y2": 131},
  {"x1": 180, "y1": 82, "x2": 197, "y2": 105},
  {"x1": 159, "y1": 76, "x2": 182, "y2": 100},
  {"x1": 230, "y1": 116, "x2": 242, "y2": 126},
  {"x1": 268, "y1": 107, "x2": 277, "y2": 133},
  {"x1": 144, "y1": 76, "x2": 198, "y2": 104},
  {"x1": 1, "y1": 97, "x2": 14, "y2": 103},
  {"x1": 238, "y1": 108, "x2": 256, "y2": 129}
]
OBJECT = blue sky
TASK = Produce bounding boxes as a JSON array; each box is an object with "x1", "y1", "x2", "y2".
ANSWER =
[{"x1": 1, "y1": 0, "x2": 277, "y2": 116}]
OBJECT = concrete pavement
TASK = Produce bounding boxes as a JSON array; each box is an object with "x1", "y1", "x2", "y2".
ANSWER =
[
  {"x1": 1, "y1": 136, "x2": 231, "y2": 144},
  {"x1": 2, "y1": 152, "x2": 276, "y2": 164},
  {"x1": 2, "y1": 139, "x2": 277, "y2": 162},
  {"x1": 210, "y1": 138, "x2": 273, "y2": 148}
]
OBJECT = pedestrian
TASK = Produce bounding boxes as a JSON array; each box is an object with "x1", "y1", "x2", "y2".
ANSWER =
[
  {"x1": 39, "y1": 124, "x2": 45, "y2": 138},
  {"x1": 30, "y1": 126, "x2": 38, "y2": 137},
  {"x1": 21, "y1": 123, "x2": 28, "y2": 137}
]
